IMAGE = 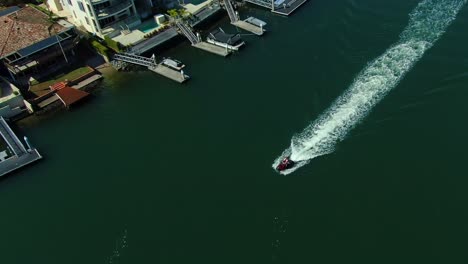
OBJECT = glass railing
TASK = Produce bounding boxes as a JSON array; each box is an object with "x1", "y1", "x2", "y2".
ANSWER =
[
  {"x1": 95, "y1": 0, "x2": 133, "y2": 17},
  {"x1": 101, "y1": 15, "x2": 140, "y2": 35}
]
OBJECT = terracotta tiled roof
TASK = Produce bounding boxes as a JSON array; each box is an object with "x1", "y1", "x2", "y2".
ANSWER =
[
  {"x1": 56, "y1": 86, "x2": 89, "y2": 107},
  {"x1": 0, "y1": 6, "x2": 65, "y2": 58}
]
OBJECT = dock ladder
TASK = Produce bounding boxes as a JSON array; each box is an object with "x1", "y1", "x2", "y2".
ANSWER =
[
  {"x1": 175, "y1": 21, "x2": 201, "y2": 45},
  {"x1": 224, "y1": 0, "x2": 239, "y2": 23},
  {"x1": 113, "y1": 53, "x2": 158, "y2": 68}
]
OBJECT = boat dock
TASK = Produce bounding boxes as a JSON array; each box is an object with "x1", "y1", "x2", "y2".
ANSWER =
[
  {"x1": 232, "y1": 20, "x2": 264, "y2": 36},
  {"x1": 148, "y1": 64, "x2": 189, "y2": 83},
  {"x1": 272, "y1": 0, "x2": 309, "y2": 16},
  {"x1": 224, "y1": 0, "x2": 265, "y2": 35},
  {"x1": 113, "y1": 53, "x2": 189, "y2": 83},
  {"x1": 175, "y1": 21, "x2": 231, "y2": 57},
  {"x1": 244, "y1": 0, "x2": 308, "y2": 16},
  {"x1": 0, "y1": 117, "x2": 42, "y2": 177},
  {"x1": 193, "y1": 42, "x2": 230, "y2": 57}
]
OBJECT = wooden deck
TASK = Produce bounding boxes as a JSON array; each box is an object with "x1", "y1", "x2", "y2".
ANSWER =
[
  {"x1": 193, "y1": 42, "x2": 231, "y2": 57},
  {"x1": 149, "y1": 65, "x2": 189, "y2": 83},
  {"x1": 232, "y1": 21, "x2": 264, "y2": 36},
  {"x1": 272, "y1": 0, "x2": 309, "y2": 16}
]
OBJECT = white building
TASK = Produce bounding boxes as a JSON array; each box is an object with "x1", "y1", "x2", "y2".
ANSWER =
[{"x1": 47, "y1": 0, "x2": 142, "y2": 38}]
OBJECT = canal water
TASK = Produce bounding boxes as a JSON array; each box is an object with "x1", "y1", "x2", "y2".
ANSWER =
[{"x1": 2, "y1": 1, "x2": 468, "y2": 263}]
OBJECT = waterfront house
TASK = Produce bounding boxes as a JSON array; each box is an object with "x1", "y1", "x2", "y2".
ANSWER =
[
  {"x1": 0, "y1": 5, "x2": 79, "y2": 85},
  {"x1": 46, "y1": 0, "x2": 142, "y2": 38}
]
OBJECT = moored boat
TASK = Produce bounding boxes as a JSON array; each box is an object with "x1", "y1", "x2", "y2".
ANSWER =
[
  {"x1": 244, "y1": 17, "x2": 267, "y2": 28},
  {"x1": 207, "y1": 28, "x2": 245, "y2": 51},
  {"x1": 162, "y1": 58, "x2": 185, "y2": 71}
]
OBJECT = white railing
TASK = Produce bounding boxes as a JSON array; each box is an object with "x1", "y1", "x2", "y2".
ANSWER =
[
  {"x1": 224, "y1": 0, "x2": 238, "y2": 22},
  {"x1": 244, "y1": 0, "x2": 273, "y2": 9},
  {"x1": 175, "y1": 22, "x2": 200, "y2": 45},
  {"x1": 113, "y1": 53, "x2": 157, "y2": 68}
]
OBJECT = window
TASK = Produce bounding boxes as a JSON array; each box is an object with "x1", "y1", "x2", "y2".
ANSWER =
[
  {"x1": 73, "y1": 10, "x2": 77, "y2": 18},
  {"x1": 86, "y1": 4, "x2": 92, "y2": 16},
  {"x1": 85, "y1": 17, "x2": 90, "y2": 25},
  {"x1": 67, "y1": 0, "x2": 72, "y2": 6},
  {"x1": 117, "y1": 13, "x2": 128, "y2": 20},
  {"x1": 99, "y1": 16, "x2": 115, "y2": 27},
  {"x1": 78, "y1": 1, "x2": 85, "y2": 12},
  {"x1": 94, "y1": 1, "x2": 111, "y2": 11}
]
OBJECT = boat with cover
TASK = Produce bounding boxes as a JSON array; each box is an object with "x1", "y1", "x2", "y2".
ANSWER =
[
  {"x1": 162, "y1": 58, "x2": 185, "y2": 71},
  {"x1": 207, "y1": 28, "x2": 245, "y2": 51},
  {"x1": 244, "y1": 17, "x2": 267, "y2": 28}
]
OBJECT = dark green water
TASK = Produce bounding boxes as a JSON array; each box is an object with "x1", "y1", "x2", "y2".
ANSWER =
[{"x1": 2, "y1": 1, "x2": 468, "y2": 263}]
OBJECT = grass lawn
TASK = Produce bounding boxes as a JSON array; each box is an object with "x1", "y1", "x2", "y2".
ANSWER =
[{"x1": 30, "y1": 67, "x2": 93, "y2": 95}]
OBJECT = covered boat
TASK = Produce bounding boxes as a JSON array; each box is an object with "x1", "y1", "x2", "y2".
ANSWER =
[
  {"x1": 244, "y1": 17, "x2": 267, "y2": 28},
  {"x1": 207, "y1": 28, "x2": 245, "y2": 51},
  {"x1": 162, "y1": 58, "x2": 185, "y2": 71}
]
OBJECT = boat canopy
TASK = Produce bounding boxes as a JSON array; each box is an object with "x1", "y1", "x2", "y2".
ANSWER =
[{"x1": 209, "y1": 29, "x2": 243, "y2": 45}]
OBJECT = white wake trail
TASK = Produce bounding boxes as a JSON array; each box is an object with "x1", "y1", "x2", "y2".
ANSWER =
[{"x1": 273, "y1": 0, "x2": 466, "y2": 175}]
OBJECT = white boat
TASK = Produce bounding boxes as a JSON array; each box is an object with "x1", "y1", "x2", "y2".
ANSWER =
[
  {"x1": 244, "y1": 17, "x2": 267, "y2": 28},
  {"x1": 207, "y1": 28, "x2": 245, "y2": 51},
  {"x1": 162, "y1": 58, "x2": 185, "y2": 71}
]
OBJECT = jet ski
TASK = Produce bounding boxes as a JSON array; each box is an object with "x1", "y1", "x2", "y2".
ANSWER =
[{"x1": 276, "y1": 157, "x2": 295, "y2": 171}]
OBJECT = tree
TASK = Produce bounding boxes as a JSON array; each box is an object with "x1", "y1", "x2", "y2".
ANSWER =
[
  {"x1": 167, "y1": 9, "x2": 178, "y2": 18},
  {"x1": 178, "y1": 9, "x2": 188, "y2": 18}
]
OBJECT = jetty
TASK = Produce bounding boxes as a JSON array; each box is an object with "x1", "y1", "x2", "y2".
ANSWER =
[
  {"x1": 244, "y1": 0, "x2": 308, "y2": 16},
  {"x1": 0, "y1": 117, "x2": 42, "y2": 177},
  {"x1": 175, "y1": 21, "x2": 230, "y2": 57},
  {"x1": 113, "y1": 53, "x2": 189, "y2": 83},
  {"x1": 224, "y1": 0, "x2": 265, "y2": 35}
]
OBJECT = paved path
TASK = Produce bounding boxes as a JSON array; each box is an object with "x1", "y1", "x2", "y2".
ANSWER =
[{"x1": 131, "y1": 28, "x2": 179, "y2": 54}]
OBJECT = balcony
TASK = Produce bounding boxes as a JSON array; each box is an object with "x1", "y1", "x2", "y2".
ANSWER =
[
  {"x1": 95, "y1": 0, "x2": 133, "y2": 18},
  {"x1": 101, "y1": 15, "x2": 141, "y2": 37}
]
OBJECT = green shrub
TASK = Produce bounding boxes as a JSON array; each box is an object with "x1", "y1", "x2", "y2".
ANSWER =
[
  {"x1": 104, "y1": 36, "x2": 122, "y2": 52},
  {"x1": 167, "y1": 9, "x2": 178, "y2": 18},
  {"x1": 91, "y1": 40, "x2": 109, "y2": 57}
]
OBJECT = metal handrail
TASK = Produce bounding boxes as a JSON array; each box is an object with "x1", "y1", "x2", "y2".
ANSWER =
[{"x1": 95, "y1": 0, "x2": 133, "y2": 17}]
